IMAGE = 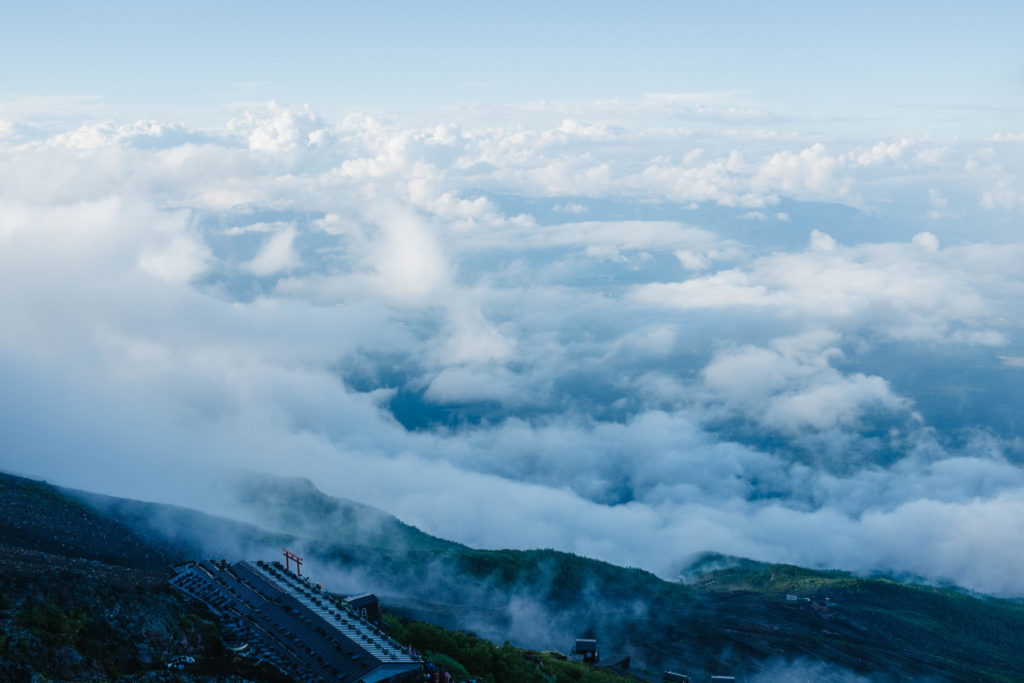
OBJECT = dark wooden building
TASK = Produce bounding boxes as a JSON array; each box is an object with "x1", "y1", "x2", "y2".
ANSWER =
[
  {"x1": 574, "y1": 638, "x2": 599, "y2": 663},
  {"x1": 170, "y1": 560, "x2": 420, "y2": 683}
]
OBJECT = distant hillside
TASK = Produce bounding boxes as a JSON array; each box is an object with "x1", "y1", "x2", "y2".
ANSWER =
[
  {"x1": 229, "y1": 471, "x2": 461, "y2": 553},
  {"x1": 688, "y1": 554, "x2": 1024, "y2": 678},
  {"x1": 9, "y1": 470, "x2": 1024, "y2": 681}
]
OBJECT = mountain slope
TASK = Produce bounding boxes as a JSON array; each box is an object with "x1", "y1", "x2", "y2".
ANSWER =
[
  {"x1": 72, "y1": 471, "x2": 1024, "y2": 682},
  {"x1": 0, "y1": 471, "x2": 634, "y2": 683},
  {"x1": 9, "y1": 470, "x2": 1024, "y2": 681}
]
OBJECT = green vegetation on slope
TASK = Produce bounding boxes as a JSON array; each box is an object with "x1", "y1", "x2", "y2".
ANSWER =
[
  {"x1": 694, "y1": 555, "x2": 1024, "y2": 681},
  {"x1": 383, "y1": 612, "x2": 634, "y2": 683}
]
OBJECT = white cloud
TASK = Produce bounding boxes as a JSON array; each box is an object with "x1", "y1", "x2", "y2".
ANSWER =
[
  {"x1": 633, "y1": 271, "x2": 770, "y2": 310},
  {"x1": 923, "y1": 188, "x2": 949, "y2": 220},
  {"x1": 225, "y1": 221, "x2": 283, "y2": 236},
  {"x1": 981, "y1": 179, "x2": 1024, "y2": 211},
  {"x1": 140, "y1": 233, "x2": 214, "y2": 284},
  {"x1": 912, "y1": 231, "x2": 940, "y2": 250},
  {"x1": 674, "y1": 249, "x2": 711, "y2": 271},
  {"x1": 368, "y1": 205, "x2": 450, "y2": 304},
  {"x1": 808, "y1": 229, "x2": 838, "y2": 251},
  {"x1": 245, "y1": 225, "x2": 302, "y2": 276},
  {"x1": 752, "y1": 144, "x2": 854, "y2": 202},
  {"x1": 558, "y1": 118, "x2": 614, "y2": 139},
  {"x1": 436, "y1": 298, "x2": 516, "y2": 366},
  {"x1": 424, "y1": 365, "x2": 523, "y2": 404},
  {"x1": 762, "y1": 373, "x2": 905, "y2": 432},
  {"x1": 241, "y1": 101, "x2": 329, "y2": 156},
  {"x1": 553, "y1": 202, "x2": 588, "y2": 214},
  {"x1": 701, "y1": 330, "x2": 912, "y2": 433},
  {"x1": 3, "y1": 103, "x2": 1024, "y2": 600},
  {"x1": 852, "y1": 139, "x2": 909, "y2": 166},
  {"x1": 632, "y1": 234, "x2": 1019, "y2": 345}
]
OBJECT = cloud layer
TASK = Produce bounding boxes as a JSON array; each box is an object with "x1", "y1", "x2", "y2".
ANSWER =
[{"x1": 2, "y1": 102, "x2": 1024, "y2": 596}]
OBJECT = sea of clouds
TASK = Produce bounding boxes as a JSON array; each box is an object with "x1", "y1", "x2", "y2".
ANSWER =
[{"x1": 2, "y1": 99, "x2": 1024, "y2": 595}]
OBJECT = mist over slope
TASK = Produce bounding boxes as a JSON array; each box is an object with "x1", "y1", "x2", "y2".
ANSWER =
[{"x1": 45, "y1": 470, "x2": 1024, "y2": 682}]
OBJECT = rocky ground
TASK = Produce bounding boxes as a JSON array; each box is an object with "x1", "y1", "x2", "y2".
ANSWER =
[{"x1": 0, "y1": 472, "x2": 287, "y2": 682}]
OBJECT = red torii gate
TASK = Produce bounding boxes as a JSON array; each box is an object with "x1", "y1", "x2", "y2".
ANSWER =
[{"x1": 282, "y1": 548, "x2": 304, "y2": 576}]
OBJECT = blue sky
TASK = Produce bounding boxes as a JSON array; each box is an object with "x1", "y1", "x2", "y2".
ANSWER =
[
  {"x1": 3, "y1": 2, "x2": 1022, "y2": 134},
  {"x1": 3, "y1": 1, "x2": 1024, "y2": 597}
]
